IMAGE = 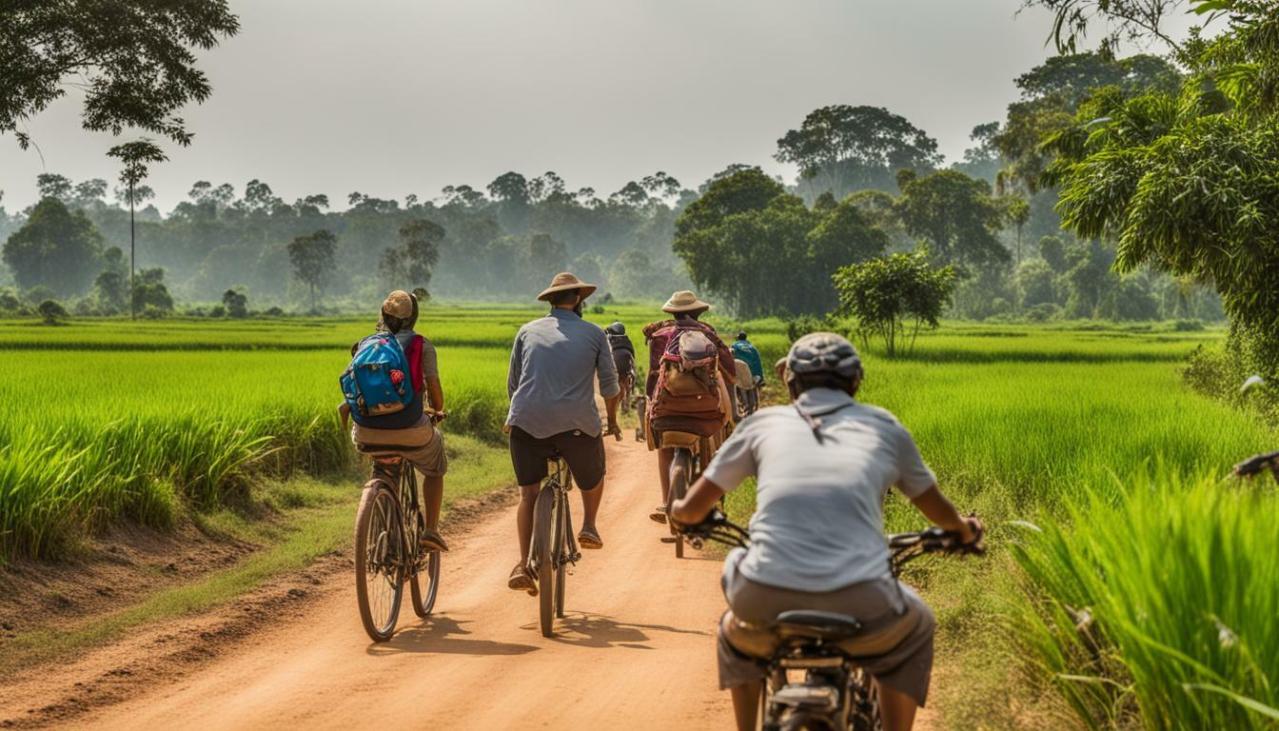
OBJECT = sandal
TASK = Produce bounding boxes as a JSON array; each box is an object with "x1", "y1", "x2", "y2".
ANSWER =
[
  {"x1": 419, "y1": 527, "x2": 449, "y2": 553},
  {"x1": 577, "y1": 527, "x2": 604, "y2": 549},
  {"x1": 508, "y1": 563, "x2": 537, "y2": 596},
  {"x1": 649, "y1": 505, "x2": 668, "y2": 524}
]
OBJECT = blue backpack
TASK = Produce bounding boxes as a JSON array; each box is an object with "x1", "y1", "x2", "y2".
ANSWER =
[{"x1": 341, "y1": 333, "x2": 415, "y2": 420}]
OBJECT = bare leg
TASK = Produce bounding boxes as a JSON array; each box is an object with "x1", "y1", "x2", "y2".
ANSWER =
[
  {"x1": 579, "y1": 480, "x2": 604, "y2": 536},
  {"x1": 729, "y1": 682, "x2": 762, "y2": 731},
  {"x1": 878, "y1": 680, "x2": 918, "y2": 731},
  {"x1": 658, "y1": 447, "x2": 673, "y2": 505},
  {"x1": 421, "y1": 473, "x2": 444, "y2": 530},
  {"x1": 516, "y1": 483, "x2": 540, "y2": 562}
]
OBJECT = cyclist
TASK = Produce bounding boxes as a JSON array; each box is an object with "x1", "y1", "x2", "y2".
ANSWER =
[
  {"x1": 506, "y1": 272, "x2": 622, "y2": 594},
  {"x1": 731, "y1": 331, "x2": 764, "y2": 387},
  {"x1": 605, "y1": 322, "x2": 637, "y2": 401},
  {"x1": 349, "y1": 290, "x2": 449, "y2": 553},
  {"x1": 642, "y1": 290, "x2": 737, "y2": 522},
  {"x1": 670, "y1": 332, "x2": 982, "y2": 731}
]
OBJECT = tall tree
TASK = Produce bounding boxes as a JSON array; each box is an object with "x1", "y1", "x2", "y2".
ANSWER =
[
  {"x1": 775, "y1": 105, "x2": 942, "y2": 198},
  {"x1": 1, "y1": 1, "x2": 239, "y2": 150},
  {"x1": 380, "y1": 219, "x2": 444, "y2": 296},
  {"x1": 894, "y1": 171, "x2": 1009, "y2": 269},
  {"x1": 2, "y1": 198, "x2": 104, "y2": 296},
  {"x1": 1040, "y1": 0, "x2": 1279, "y2": 372},
  {"x1": 287, "y1": 230, "x2": 337, "y2": 312},
  {"x1": 107, "y1": 140, "x2": 167, "y2": 319}
]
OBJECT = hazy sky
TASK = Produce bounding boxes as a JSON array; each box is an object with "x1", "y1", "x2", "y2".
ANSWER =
[{"x1": 0, "y1": 0, "x2": 1194, "y2": 212}]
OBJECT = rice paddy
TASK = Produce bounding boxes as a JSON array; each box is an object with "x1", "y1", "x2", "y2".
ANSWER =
[{"x1": 1, "y1": 307, "x2": 1275, "y2": 728}]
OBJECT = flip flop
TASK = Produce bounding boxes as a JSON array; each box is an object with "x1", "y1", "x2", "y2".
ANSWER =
[
  {"x1": 508, "y1": 564, "x2": 537, "y2": 596},
  {"x1": 578, "y1": 528, "x2": 604, "y2": 549},
  {"x1": 649, "y1": 505, "x2": 668, "y2": 524}
]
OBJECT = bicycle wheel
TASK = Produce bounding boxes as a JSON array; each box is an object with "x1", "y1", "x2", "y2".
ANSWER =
[
  {"x1": 533, "y1": 481, "x2": 559, "y2": 637},
  {"x1": 354, "y1": 484, "x2": 404, "y2": 642},
  {"x1": 409, "y1": 550, "x2": 441, "y2": 618},
  {"x1": 554, "y1": 469, "x2": 573, "y2": 619},
  {"x1": 669, "y1": 448, "x2": 692, "y2": 558}
]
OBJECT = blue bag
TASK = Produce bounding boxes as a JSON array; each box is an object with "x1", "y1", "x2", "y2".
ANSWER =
[{"x1": 341, "y1": 333, "x2": 415, "y2": 419}]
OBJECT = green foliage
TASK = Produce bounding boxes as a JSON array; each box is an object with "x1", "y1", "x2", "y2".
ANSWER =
[
  {"x1": 0, "y1": 2, "x2": 239, "y2": 150},
  {"x1": 674, "y1": 169, "x2": 888, "y2": 317},
  {"x1": 774, "y1": 105, "x2": 942, "y2": 199},
  {"x1": 1008, "y1": 473, "x2": 1279, "y2": 729},
  {"x1": 379, "y1": 218, "x2": 443, "y2": 295},
  {"x1": 895, "y1": 170, "x2": 1009, "y2": 269},
  {"x1": 132, "y1": 268, "x2": 174, "y2": 314},
  {"x1": 93, "y1": 247, "x2": 128, "y2": 314},
  {"x1": 1042, "y1": 2, "x2": 1279, "y2": 375},
  {"x1": 287, "y1": 230, "x2": 337, "y2": 312},
  {"x1": 221, "y1": 288, "x2": 248, "y2": 318},
  {"x1": 36, "y1": 299, "x2": 67, "y2": 325},
  {"x1": 2, "y1": 198, "x2": 105, "y2": 296},
  {"x1": 834, "y1": 251, "x2": 956, "y2": 356}
]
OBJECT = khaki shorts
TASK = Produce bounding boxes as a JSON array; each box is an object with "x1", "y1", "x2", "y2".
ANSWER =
[
  {"x1": 351, "y1": 415, "x2": 448, "y2": 477},
  {"x1": 717, "y1": 550, "x2": 935, "y2": 706}
]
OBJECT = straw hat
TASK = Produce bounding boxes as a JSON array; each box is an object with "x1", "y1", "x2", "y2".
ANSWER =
[
  {"x1": 537, "y1": 272, "x2": 597, "y2": 302},
  {"x1": 662, "y1": 290, "x2": 712, "y2": 314},
  {"x1": 382, "y1": 290, "x2": 414, "y2": 319}
]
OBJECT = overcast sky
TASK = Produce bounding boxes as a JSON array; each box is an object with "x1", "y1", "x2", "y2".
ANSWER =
[{"x1": 0, "y1": 0, "x2": 1196, "y2": 212}]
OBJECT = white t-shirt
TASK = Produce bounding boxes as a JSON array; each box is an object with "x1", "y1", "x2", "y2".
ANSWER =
[{"x1": 703, "y1": 388, "x2": 936, "y2": 592}]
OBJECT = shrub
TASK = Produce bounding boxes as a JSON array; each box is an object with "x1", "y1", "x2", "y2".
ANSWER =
[
  {"x1": 209, "y1": 305, "x2": 227, "y2": 318},
  {"x1": 37, "y1": 299, "x2": 68, "y2": 325}
]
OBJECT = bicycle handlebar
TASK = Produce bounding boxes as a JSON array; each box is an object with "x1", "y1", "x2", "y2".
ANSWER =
[
  {"x1": 673, "y1": 511, "x2": 984, "y2": 565},
  {"x1": 1234, "y1": 450, "x2": 1279, "y2": 478}
]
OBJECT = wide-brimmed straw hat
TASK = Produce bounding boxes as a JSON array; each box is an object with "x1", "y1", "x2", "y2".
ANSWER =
[
  {"x1": 662, "y1": 290, "x2": 712, "y2": 314},
  {"x1": 537, "y1": 272, "x2": 597, "y2": 302}
]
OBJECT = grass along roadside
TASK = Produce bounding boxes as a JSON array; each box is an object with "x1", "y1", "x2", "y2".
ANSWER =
[{"x1": 0, "y1": 434, "x2": 512, "y2": 677}]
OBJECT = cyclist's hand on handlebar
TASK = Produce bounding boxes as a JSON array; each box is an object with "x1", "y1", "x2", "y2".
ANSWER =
[
  {"x1": 957, "y1": 516, "x2": 984, "y2": 554},
  {"x1": 673, "y1": 507, "x2": 726, "y2": 535}
]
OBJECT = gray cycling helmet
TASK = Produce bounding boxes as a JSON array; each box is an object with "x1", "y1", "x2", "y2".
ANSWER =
[
  {"x1": 606, "y1": 321, "x2": 626, "y2": 335},
  {"x1": 785, "y1": 332, "x2": 862, "y2": 383}
]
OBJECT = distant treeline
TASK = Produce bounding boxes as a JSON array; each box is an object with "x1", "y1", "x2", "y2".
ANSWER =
[{"x1": 0, "y1": 51, "x2": 1224, "y2": 322}]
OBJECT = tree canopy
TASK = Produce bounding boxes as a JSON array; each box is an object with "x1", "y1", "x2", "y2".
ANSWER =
[
  {"x1": 2, "y1": 198, "x2": 104, "y2": 296},
  {"x1": 1, "y1": 1, "x2": 240, "y2": 150},
  {"x1": 775, "y1": 105, "x2": 942, "y2": 199},
  {"x1": 1041, "y1": 0, "x2": 1279, "y2": 371}
]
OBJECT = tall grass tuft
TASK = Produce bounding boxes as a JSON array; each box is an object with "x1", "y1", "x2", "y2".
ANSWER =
[{"x1": 1007, "y1": 471, "x2": 1279, "y2": 730}]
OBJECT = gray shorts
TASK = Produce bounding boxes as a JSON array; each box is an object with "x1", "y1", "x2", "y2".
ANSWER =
[
  {"x1": 352, "y1": 415, "x2": 448, "y2": 477},
  {"x1": 718, "y1": 551, "x2": 935, "y2": 706}
]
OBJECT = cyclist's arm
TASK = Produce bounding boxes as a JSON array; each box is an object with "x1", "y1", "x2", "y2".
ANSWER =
[
  {"x1": 596, "y1": 329, "x2": 622, "y2": 431},
  {"x1": 671, "y1": 475, "x2": 726, "y2": 525},
  {"x1": 507, "y1": 332, "x2": 524, "y2": 399},
  {"x1": 426, "y1": 376, "x2": 445, "y2": 414},
  {"x1": 909, "y1": 487, "x2": 976, "y2": 543}
]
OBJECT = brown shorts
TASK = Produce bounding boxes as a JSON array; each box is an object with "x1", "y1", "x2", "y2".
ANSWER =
[
  {"x1": 509, "y1": 426, "x2": 606, "y2": 490},
  {"x1": 717, "y1": 550, "x2": 935, "y2": 706},
  {"x1": 351, "y1": 416, "x2": 448, "y2": 477}
]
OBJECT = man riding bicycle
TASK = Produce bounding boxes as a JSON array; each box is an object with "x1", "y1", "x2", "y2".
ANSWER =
[
  {"x1": 732, "y1": 331, "x2": 764, "y2": 387},
  {"x1": 349, "y1": 290, "x2": 449, "y2": 553},
  {"x1": 605, "y1": 322, "x2": 637, "y2": 401},
  {"x1": 670, "y1": 333, "x2": 981, "y2": 731},
  {"x1": 642, "y1": 290, "x2": 737, "y2": 523},
  {"x1": 506, "y1": 272, "x2": 622, "y2": 594}
]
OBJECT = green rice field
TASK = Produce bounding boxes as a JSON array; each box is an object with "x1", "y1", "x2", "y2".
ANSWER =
[{"x1": 1, "y1": 308, "x2": 1276, "y2": 728}]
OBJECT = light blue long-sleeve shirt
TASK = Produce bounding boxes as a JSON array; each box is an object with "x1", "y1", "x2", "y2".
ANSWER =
[{"x1": 506, "y1": 308, "x2": 621, "y2": 439}]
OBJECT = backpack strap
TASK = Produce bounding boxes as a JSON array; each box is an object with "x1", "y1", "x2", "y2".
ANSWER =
[{"x1": 406, "y1": 335, "x2": 425, "y2": 394}]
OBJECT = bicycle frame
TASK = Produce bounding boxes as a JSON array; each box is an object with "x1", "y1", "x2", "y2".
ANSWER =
[{"x1": 529, "y1": 456, "x2": 581, "y2": 636}]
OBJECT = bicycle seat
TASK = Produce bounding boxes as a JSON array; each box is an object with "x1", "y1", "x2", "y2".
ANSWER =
[
  {"x1": 658, "y1": 431, "x2": 702, "y2": 450},
  {"x1": 776, "y1": 611, "x2": 863, "y2": 640}
]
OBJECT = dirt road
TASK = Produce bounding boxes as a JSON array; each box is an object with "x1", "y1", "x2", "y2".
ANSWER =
[{"x1": 59, "y1": 437, "x2": 734, "y2": 730}]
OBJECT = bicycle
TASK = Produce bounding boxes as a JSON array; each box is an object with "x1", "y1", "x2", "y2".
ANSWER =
[
  {"x1": 1234, "y1": 450, "x2": 1279, "y2": 484},
  {"x1": 679, "y1": 513, "x2": 982, "y2": 731},
  {"x1": 353, "y1": 457, "x2": 441, "y2": 642},
  {"x1": 528, "y1": 454, "x2": 579, "y2": 638},
  {"x1": 660, "y1": 430, "x2": 717, "y2": 559}
]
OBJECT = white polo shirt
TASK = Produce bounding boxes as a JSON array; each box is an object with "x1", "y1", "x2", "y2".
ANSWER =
[{"x1": 703, "y1": 388, "x2": 937, "y2": 592}]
